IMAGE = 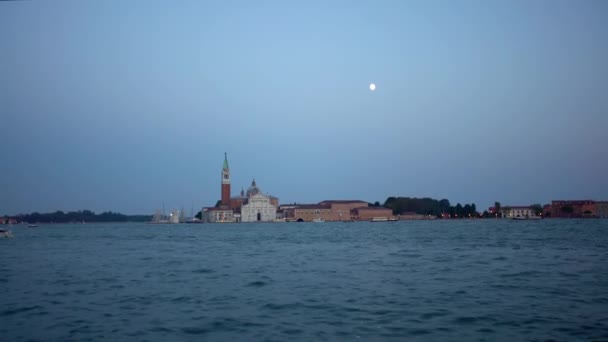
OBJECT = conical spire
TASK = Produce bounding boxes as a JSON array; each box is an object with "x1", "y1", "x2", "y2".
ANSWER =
[{"x1": 223, "y1": 152, "x2": 229, "y2": 170}]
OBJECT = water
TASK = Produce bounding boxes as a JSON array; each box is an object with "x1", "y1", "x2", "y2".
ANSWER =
[{"x1": 2, "y1": 220, "x2": 608, "y2": 341}]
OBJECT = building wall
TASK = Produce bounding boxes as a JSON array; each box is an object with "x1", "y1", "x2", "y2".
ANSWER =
[
  {"x1": 320, "y1": 201, "x2": 368, "y2": 212},
  {"x1": 292, "y1": 207, "x2": 336, "y2": 221},
  {"x1": 203, "y1": 209, "x2": 234, "y2": 223},
  {"x1": 230, "y1": 197, "x2": 246, "y2": 211},
  {"x1": 241, "y1": 194, "x2": 277, "y2": 222},
  {"x1": 354, "y1": 207, "x2": 393, "y2": 221},
  {"x1": 551, "y1": 200, "x2": 595, "y2": 218},
  {"x1": 270, "y1": 197, "x2": 279, "y2": 208},
  {"x1": 286, "y1": 201, "x2": 376, "y2": 221},
  {"x1": 596, "y1": 202, "x2": 608, "y2": 218},
  {"x1": 503, "y1": 207, "x2": 536, "y2": 218},
  {"x1": 221, "y1": 183, "x2": 230, "y2": 207},
  {"x1": 582, "y1": 203, "x2": 596, "y2": 217}
]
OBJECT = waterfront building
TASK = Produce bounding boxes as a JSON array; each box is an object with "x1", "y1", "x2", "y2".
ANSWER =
[
  {"x1": 284, "y1": 200, "x2": 375, "y2": 222},
  {"x1": 319, "y1": 200, "x2": 368, "y2": 212},
  {"x1": 203, "y1": 207, "x2": 235, "y2": 223},
  {"x1": 551, "y1": 200, "x2": 595, "y2": 218},
  {"x1": 543, "y1": 204, "x2": 552, "y2": 217},
  {"x1": 501, "y1": 206, "x2": 538, "y2": 219},
  {"x1": 595, "y1": 201, "x2": 608, "y2": 218},
  {"x1": 285, "y1": 204, "x2": 333, "y2": 222},
  {"x1": 203, "y1": 154, "x2": 279, "y2": 223},
  {"x1": 352, "y1": 207, "x2": 394, "y2": 221},
  {"x1": 240, "y1": 180, "x2": 278, "y2": 222}
]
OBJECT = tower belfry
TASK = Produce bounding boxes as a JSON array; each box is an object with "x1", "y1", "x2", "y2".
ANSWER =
[{"x1": 221, "y1": 152, "x2": 231, "y2": 207}]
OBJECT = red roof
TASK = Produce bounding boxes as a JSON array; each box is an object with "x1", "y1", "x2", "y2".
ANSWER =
[
  {"x1": 355, "y1": 207, "x2": 391, "y2": 211},
  {"x1": 204, "y1": 207, "x2": 233, "y2": 212},
  {"x1": 293, "y1": 204, "x2": 331, "y2": 210}
]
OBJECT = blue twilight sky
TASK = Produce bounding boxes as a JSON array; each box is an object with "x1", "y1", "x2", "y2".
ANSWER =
[{"x1": 1, "y1": 0, "x2": 607, "y2": 215}]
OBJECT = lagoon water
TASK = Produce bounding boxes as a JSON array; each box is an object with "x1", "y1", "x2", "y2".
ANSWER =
[{"x1": 2, "y1": 220, "x2": 608, "y2": 341}]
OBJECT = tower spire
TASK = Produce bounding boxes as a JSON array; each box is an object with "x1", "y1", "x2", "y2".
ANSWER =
[{"x1": 223, "y1": 152, "x2": 229, "y2": 170}]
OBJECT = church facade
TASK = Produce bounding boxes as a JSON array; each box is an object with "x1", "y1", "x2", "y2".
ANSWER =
[
  {"x1": 203, "y1": 153, "x2": 279, "y2": 223},
  {"x1": 241, "y1": 181, "x2": 277, "y2": 222}
]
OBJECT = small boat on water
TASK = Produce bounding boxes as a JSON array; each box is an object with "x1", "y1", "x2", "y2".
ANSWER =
[
  {"x1": 312, "y1": 218, "x2": 325, "y2": 223},
  {"x1": 0, "y1": 229, "x2": 14, "y2": 238},
  {"x1": 512, "y1": 216, "x2": 542, "y2": 221},
  {"x1": 27, "y1": 224, "x2": 38, "y2": 228}
]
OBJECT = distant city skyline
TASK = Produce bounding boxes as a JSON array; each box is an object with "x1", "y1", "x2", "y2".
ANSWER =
[{"x1": 1, "y1": 1, "x2": 607, "y2": 215}]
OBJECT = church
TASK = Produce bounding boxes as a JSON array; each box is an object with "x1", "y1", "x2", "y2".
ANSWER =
[{"x1": 203, "y1": 153, "x2": 278, "y2": 223}]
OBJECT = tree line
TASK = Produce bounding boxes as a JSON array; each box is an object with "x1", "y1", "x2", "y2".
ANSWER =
[
  {"x1": 4, "y1": 210, "x2": 151, "y2": 223},
  {"x1": 383, "y1": 197, "x2": 478, "y2": 218}
]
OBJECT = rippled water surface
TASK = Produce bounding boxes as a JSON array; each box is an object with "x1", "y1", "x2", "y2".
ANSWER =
[{"x1": 2, "y1": 220, "x2": 608, "y2": 341}]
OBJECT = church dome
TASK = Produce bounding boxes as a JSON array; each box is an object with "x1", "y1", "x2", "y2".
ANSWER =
[{"x1": 246, "y1": 179, "x2": 261, "y2": 197}]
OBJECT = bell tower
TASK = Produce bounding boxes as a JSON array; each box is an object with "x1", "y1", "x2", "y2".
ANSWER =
[{"x1": 221, "y1": 152, "x2": 231, "y2": 207}]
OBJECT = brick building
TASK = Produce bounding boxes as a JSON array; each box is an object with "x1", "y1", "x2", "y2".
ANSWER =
[
  {"x1": 550, "y1": 200, "x2": 595, "y2": 218},
  {"x1": 595, "y1": 201, "x2": 608, "y2": 218},
  {"x1": 285, "y1": 204, "x2": 333, "y2": 222},
  {"x1": 352, "y1": 207, "x2": 393, "y2": 221},
  {"x1": 284, "y1": 200, "x2": 394, "y2": 222}
]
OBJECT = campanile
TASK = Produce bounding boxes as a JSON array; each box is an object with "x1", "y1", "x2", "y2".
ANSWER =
[{"x1": 221, "y1": 153, "x2": 231, "y2": 207}]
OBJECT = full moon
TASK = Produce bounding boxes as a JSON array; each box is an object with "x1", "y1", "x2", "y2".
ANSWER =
[{"x1": 369, "y1": 83, "x2": 376, "y2": 91}]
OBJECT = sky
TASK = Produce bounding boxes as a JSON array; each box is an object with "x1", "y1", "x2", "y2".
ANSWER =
[{"x1": 1, "y1": 0, "x2": 607, "y2": 215}]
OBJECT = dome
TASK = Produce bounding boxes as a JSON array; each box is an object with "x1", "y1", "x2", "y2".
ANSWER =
[{"x1": 246, "y1": 179, "x2": 261, "y2": 197}]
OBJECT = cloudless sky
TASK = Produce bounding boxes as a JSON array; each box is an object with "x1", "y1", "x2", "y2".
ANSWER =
[{"x1": 1, "y1": 0, "x2": 607, "y2": 214}]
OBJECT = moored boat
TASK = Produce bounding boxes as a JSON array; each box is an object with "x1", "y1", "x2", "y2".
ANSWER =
[
  {"x1": 0, "y1": 229, "x2": 14, "y2": 238},
  {"x1": 512, "y1": 216, "x2": 542, "y2": 220}
]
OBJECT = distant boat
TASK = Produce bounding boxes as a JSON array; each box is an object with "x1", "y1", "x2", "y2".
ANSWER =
[
  {"x1": 27, "y1": 224, "x2": 38, "y2": 228},
  {"x1": 312, "y1": 218, "x2": 325, "y2": 223},
  {"x1": 149, "y1": 209, "x2": 169, "y2": 224},
  {"x1": 370, "y1": 217, "x2": 389, "y2": 222},
  {"x1": 0, "y1": 229, "x2": 14, "y2": 238}
]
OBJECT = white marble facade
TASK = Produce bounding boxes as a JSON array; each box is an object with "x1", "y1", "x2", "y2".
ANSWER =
[{"x1": 241, "y1": 193, "x2": 277, "y2": 222}]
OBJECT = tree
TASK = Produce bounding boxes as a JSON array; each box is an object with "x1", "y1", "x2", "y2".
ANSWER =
[
  {"x1": 530, "y1": 204, "x2": 543, "y2": 216},
  {"x1": 195, "y1": 211, "x2": 202, "y2": 220},
  {"x1": 455, "y1": 203, "x2": 463, "y2": 218},
  {"x1": 439, "y1": 199, "x2": 451, "y2": 212},
  {"x1": 464, "y1": 204, "x2": 472, "y2": 217}
]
